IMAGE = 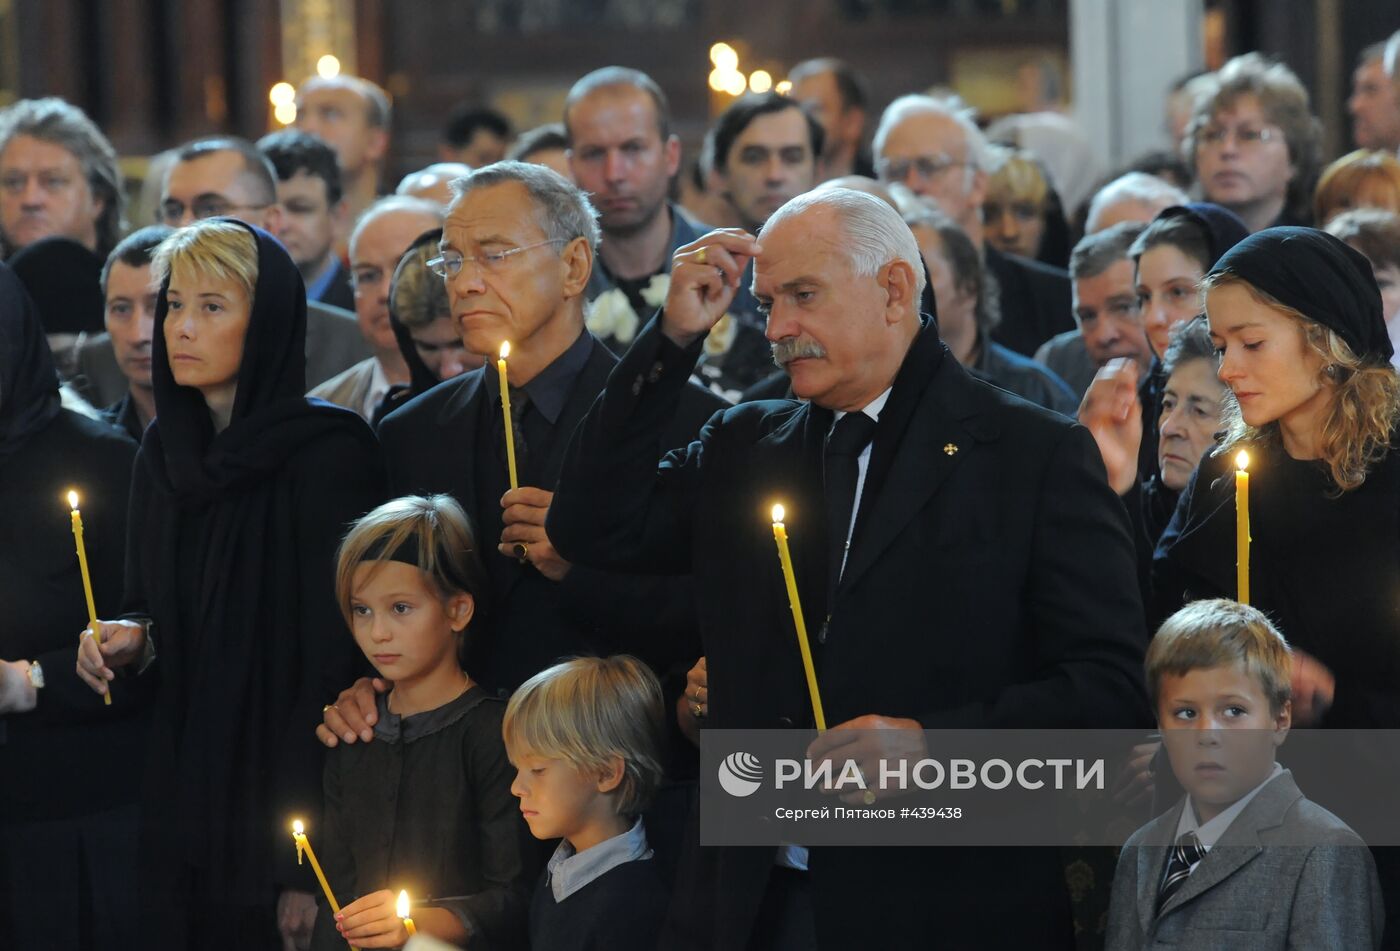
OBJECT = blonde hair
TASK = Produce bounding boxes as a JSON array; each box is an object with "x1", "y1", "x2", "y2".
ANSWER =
[
  {"x1": 986, "y1": 148, "x2": 1048, "y2": 208},
  {"x1": 503, "y1": 656, "x2": 666, "y2": 819},
  {"x1": 1204, "y1": 273, "x2": 1400, "y2": 492},
  {"x1": 1314, "y1": 150, "x2": 1400, "y2": 226},
  {"x1": 1147, "y1": 599, "x2": 1292, "y2": 716},
  {"x1": 151, "y1": 219, "x2": 258, "y2": 303},
  {"x1": 334, "y1": 494, "x2": 487, "y2": 630},
  {"x1": 391, "y1": 241, "x2": 449, "y2": 330}
]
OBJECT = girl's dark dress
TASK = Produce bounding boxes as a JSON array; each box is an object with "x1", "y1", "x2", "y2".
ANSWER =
[
  {"x1": 123, "y1": 221, "x2": 386, "y2": 946},
  {"x1": 311, "y1": 688, "x2": 537, "y2": 950}
]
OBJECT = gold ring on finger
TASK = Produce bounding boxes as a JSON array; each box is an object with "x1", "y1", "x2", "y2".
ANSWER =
[
  {"x1": 514, "y1": 542, "x2": 529, "y2": 561},
  {"x1": 695, "y1": 247, "x2": 708, "y2": 265}
]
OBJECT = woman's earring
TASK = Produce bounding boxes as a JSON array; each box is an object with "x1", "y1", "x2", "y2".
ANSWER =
[{"x1": 1325, "y1": 364, "x2": 1340, "y2": 380}]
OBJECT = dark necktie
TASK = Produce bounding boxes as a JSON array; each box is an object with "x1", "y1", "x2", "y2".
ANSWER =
[
  {"x1": 500, "y1": 385, "x2": 531, "y2": 476},
  {"x1": 1156, "y1": 830, "x2": 1206, "y2": 914},
  {"x1": 823, "y1": 412, "x2": 878, "y2": 599}
]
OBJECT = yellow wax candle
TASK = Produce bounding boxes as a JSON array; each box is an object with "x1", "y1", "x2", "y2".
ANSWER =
[
  {"x1": 397, "y1": 889, "x2": 417, "y2": 937},
  {"x1": 770, "y1": 504, "x2": 827, "y2": 732},
  {"x1": 497, "y1": 341, "x2": 519, "y2": 491},
  {"x1": 292, "y1": 820, "x2": 359, "y2": 951},
  {"x1": 68, "y1": 490, "x2": 110, "y2": 706},
  {"x1": 1235, "y1": 451, "x2": 1250, "y2": 605}
]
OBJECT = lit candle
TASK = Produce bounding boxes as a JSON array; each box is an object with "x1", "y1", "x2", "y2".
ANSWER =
[
  {"x1": 1235, "y1": 451, "x2": 1250, "y2": 605},
  {"x1": 291, "y1": 820, "x2": 359, "y2": 951},
  {"x1": 68, "y1": 490, "x2": 110, "y2": 706},
  {"x1": 397, "y1": 889, "x2": 417, "y2": 937},
  {"x1": 770, "y1": 504, "x2": 827, "y2": 732},
  {"x1": 497, "y1": 341, "x2": 519, "y2": 491}
]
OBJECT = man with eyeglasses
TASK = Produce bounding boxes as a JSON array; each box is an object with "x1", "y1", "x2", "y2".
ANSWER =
[
  {"x1": 309, "y1": 195, "x2": 442, "y2": 420},
  {"x1": 151, "y1": 137, "x2": 367, "y2": 391},
  {"x1": 0, "y1": 98, "x2": 123, "y2": 261},
  {"x1": 874, "y1": 94, "x2": 1073, "y2": 358},
  {"x1": 318, "y1": 161, "x2": 722, "y2": 719}
]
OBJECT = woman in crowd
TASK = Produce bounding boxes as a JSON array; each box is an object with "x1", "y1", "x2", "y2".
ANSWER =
[
  {"x1": 75, "y1": 219, "x2": 385, "y2": 947},
  {"x1": 1327, "y1": 208, "x2": 1400, "y2": 367},
  {"x1": 1185, "y1": 53, "x2": 1323, "y2": 233},
  {"x1": 1313, "y1": 149, "x2": 1400, "y2": 227},
  {"x1": 0, "y1": 260, "x2": 141, "y2": 948},
  {"x1": 982, "y1": 146, "x2": 1070, "y2": 269},
  {"x1": 904, "y1": 207, "x2": 1078, "y2": 415},
  {"x1": 374, "y1": 228, "x2": 481, "y2": 424}
]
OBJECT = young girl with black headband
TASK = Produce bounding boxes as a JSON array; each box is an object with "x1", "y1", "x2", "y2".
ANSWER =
[{"x1": 312, "y1": 494, "x2": 536, "y2": 949}]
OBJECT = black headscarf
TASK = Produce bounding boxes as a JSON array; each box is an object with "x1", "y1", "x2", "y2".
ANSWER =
[
  {"x1": 388, "y1": 228, "x2": 446, "y2": 397},
  {"x1": 0, "y1": 259, "x2": 62, "y2": 458},
  {"x1": 1207, "y1": 226, "x2": 1393, "y2": 365},
  {"x1": 8, "y1": 235, "x2": 105, "y2": 334},
  {"x1": 135, "y1": 219, "x2": 380, "y2": 905},
  {"x1": 1156, "y1": 202, "x2": 1249, "y2": 268}
]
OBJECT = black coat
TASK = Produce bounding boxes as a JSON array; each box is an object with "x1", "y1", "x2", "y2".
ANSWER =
[
  {"x1": 378, "y1": 330, "x2": 725, "y2": 693},
  {"x1": 985, "y1": 244, "x2": 1074, "y2": 357},
  {"x1": 547, "y1": 318, "x2": 1150, "y2": 950},
  {"x1": 123, "y1": 222, "x2": 386, "y2": 942}
]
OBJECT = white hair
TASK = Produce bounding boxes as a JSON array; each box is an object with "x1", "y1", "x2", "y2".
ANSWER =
[
  {"x1": 1083, "y1": 172, "x2": 1189, "y2": 233},
  {"x1": 763, "y1": 187, "x2": 927, "y2": 302},
  {"x1": 349, "y1": 195, "x2": 445, "y2": 255},
  {"x1": 872, "y1": 93, "x2": 989, "y2": 173},
  {"x1": 1386, "y1": 29, "x2": 1400, "y2": 79}
]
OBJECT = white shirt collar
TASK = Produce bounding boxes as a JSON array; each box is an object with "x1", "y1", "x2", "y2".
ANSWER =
[
  {"x1": 1175, "y1": 762, "x2": 1284, "y2": 850},
  {"x1": 362, "y1": 359, "x2": 392, "y2": 420},
  {"x1": 545, "y1": 817, "x2": 652, "y2": 902},
  {"x1": 833, "y1": 387, "x2": 892, "y2": 425}
]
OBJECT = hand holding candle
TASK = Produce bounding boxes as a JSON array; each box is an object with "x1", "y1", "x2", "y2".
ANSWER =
[
  {"x1": 292, "y1": 819, "x2": 359, "y2": 951},
  {"x1": 770, "y1": 504, "x2": 827, "y2": 732},
  {"x1": 397, "y1": 889, "x2": 417, "y2": 937},
  {"x1": 68, "y1": 490, "x2": 110, "y2": 706},
  {"x1": 1235, "y1": 451, "x2": 1250, "y2": 605},
  {"x1": 498, "y1": 342, "x2": 519, "y2": 490}
]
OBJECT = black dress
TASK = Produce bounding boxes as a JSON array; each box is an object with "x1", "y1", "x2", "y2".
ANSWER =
[
  {"x1": 0, "y1": 261, "x2": 143, "y2": 949},
  {"x1": 311, "y1": 689, "x2": 537, "y2": 950},
  {"x1": 120, "y1": 221, "x2": 386, "y2": 946}
]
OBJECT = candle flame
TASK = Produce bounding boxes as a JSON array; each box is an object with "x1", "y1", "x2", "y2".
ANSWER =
[
  {"x1": 292, "y1": 819, "x2": 305, "y2": 836},
  {"x1": 1236, "y1": 450, "x2": 1250, "y2": 471},
  {"x1": 771, "y1": 503, "x2": 785, "y2": 523},
  {"x1": 67, "y1": 490, "x2": 80, "y2": 510},
  {"x1": 499, "y1": 341, "x2": 511, "y2": 359},
  {"x1": 397, "y1": 889, "x2": 411, "y2": 918}
]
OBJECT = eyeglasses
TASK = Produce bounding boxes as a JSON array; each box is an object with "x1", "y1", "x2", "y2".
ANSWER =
[
  {"x1": 876, "y1": 155, "x2": 967, "y2": 182},
  {"x1": 158, "y1": 197, "x2": 272, "y2": 224},
  {"x1": 1198, "y1": 126, "x2": 1280, "y2": 149},
  {"x1": 0, "y1": 171, "x2": 79, "y2": 195},
  {"x1": 427, "y1": 239, "x2": 568, "y2": 278}
]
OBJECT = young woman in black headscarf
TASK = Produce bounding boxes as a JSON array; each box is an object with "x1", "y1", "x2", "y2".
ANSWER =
[
  {"x1": 76, "y1": 219, "x2": 386, "y2": 947},
  {"x1": 1153, "y1": 224, "x2": 1400, "y2": 944},
  {"x1": 0, "y1": 260, "x2": 142, "y2": 948}
]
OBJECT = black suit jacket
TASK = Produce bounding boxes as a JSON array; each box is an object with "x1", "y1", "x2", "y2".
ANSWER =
[
  {"x1": 986, "y1": 245, "x2": 1074, "y2": 357},
  {"x1": 378, "y1": 331, "x2": 725, "y2": 692},
  {"x1": 548, "y1": 319, "x2": 1150, "y2": 950}
]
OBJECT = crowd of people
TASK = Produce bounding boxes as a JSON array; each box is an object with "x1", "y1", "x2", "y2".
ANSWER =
[{"x1": 2, "y1": 27, "x2": 1400, "y2": 951}]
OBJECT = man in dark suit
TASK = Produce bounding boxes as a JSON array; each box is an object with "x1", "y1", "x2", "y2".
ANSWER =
[
  {"x1": 319, "y1": 161, "x2": 722, "y2": 705},
  {"x1": 874, "y1": 93, "x2": 1074, "y2": 356},
  {"x1": 257, "y1": 129, "x2": 355, "y2": 311},
  {"x1": 546, "y1": 187, "x2": 1149, "y2": 949}
]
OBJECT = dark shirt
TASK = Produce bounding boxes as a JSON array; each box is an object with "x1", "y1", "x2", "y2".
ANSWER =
[
  {"x1": 528, "y1": 858, "x2": 667, "y2": 951},
  {"x1": 311, "y1": 688, "x2": 536, "y2": 950},
  {"x1": 974, "y1": 336, "x2": 1078, "y2": 416},
  {"x1": 100, "y1": 393, "x2": 147, "y2": 443}
]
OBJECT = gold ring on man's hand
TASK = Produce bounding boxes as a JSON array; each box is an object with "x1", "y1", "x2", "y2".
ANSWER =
[
  {"x1": 695, "y1": 247, "x2": 708, "y2": 265},
  {"x1": 514, "y1": 542, "x2": 529, "y2": 561}
]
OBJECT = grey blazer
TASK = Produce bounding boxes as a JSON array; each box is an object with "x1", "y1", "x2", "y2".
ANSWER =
[{"x1": 1105, "y1": 770, "x2": 1382, "y2": 950}]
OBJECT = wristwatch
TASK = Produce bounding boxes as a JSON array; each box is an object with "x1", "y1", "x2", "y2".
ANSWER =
[{"x1": 26, "y1": 660, "x2": 44, "y2": 690}]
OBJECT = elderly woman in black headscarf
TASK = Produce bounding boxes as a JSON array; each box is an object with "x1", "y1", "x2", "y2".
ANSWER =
[
  {"x1": 0, "y1": 260, "x2": 141, "y2": 947},
  {"x1": 75, "y1": 218, "x2": 386, "y2": 947}
]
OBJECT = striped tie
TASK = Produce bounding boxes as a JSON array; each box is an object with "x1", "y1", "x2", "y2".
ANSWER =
[{"x1": 1156, "y1": 830, "x2": 1206, "y2": 914}]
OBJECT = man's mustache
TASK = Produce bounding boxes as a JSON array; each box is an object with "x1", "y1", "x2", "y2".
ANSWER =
[{"x1": 771, "y1": 337, "x2": 827, "y2": 367}]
